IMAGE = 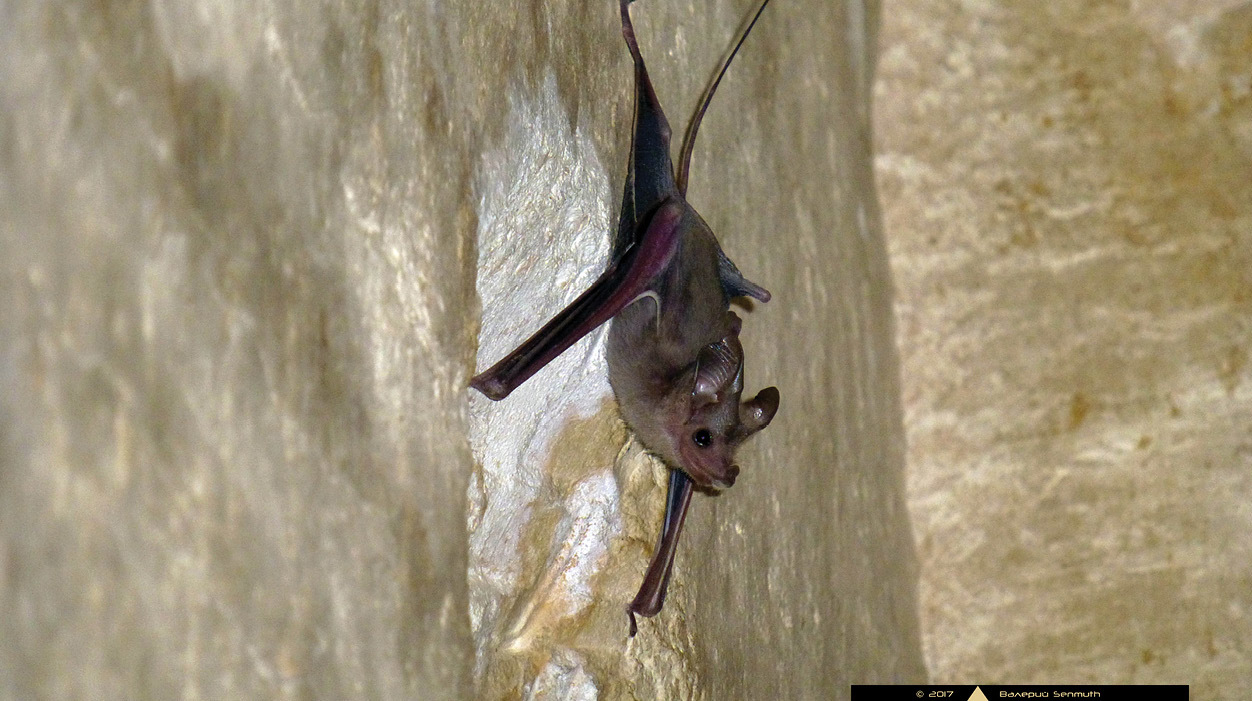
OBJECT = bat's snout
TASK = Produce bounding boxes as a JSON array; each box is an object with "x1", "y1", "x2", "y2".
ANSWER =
[{"x1": 711, "y1": 464, "x2": 740, "y2": 490}]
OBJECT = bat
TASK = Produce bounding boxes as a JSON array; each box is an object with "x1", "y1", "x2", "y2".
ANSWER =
[{"x1": 470, "y1": 0, "x2": 779, "y2": 637}]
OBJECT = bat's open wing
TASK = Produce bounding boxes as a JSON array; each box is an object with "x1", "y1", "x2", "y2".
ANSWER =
[{"x1": 470, "y1": 200, "x2": 684, "y2": 400}]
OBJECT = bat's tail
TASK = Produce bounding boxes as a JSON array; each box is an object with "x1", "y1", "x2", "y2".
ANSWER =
[{"x1": 675, "y1": 0, "x2": 775, "y2": 196}]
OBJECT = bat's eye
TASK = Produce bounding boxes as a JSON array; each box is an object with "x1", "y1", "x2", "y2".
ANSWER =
[{"x1": 692, "y1": 429, "x2": 713, "y2": 448}]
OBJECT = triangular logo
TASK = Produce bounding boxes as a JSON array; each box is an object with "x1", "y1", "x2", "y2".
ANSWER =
[{"x1": 967, "y1": 687, "x2": 989, "y2": 701}]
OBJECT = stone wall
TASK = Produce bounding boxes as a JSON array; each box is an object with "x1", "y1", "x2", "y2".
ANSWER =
[
  {"x1": 877, "y1": 1, "x2": 1252, "y2": 696},
  {"x1": 0, "y1": 0, "x2": 921, "y2": 698}
]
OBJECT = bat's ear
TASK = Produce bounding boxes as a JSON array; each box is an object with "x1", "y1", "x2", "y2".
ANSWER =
[
  {"x1": 739, "y1": 387, "x2": 780, "y2": 436},
  {"x1": 691, "y1": 336, "x2": 744, "y2": 408}
]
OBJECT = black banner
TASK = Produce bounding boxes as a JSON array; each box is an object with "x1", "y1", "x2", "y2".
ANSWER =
[{"x1": 852, "y1": 686, "x2": 1189, "y2": 700}]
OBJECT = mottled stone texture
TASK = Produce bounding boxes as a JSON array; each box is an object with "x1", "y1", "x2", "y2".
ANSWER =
[
  {"x1": 876, "y1": 1, "x2": 1252, "y2": 697},
  {"x1": 0, "y1": 0, "x2": 479, "y2": 698},
  {"x1": 0, "y1": 0, "x2": 921, "y2": 698}
]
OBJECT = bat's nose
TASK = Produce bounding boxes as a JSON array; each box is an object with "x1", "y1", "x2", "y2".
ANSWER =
[{"x1": 712, "y1": 464, "x2": 740, "y2": 490}]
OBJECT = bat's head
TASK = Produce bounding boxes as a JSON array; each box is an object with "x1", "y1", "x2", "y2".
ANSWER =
[{"x1": 665, "y1": 333, "x2": 779, "y2": 490}]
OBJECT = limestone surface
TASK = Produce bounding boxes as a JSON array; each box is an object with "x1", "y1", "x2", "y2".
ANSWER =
[
  {"x1": 0, "y1": 0, "x2": 921, "y2": 698},
  {"x1": 876, "y1": 1, "x2": 1252, "y2": 696}
]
